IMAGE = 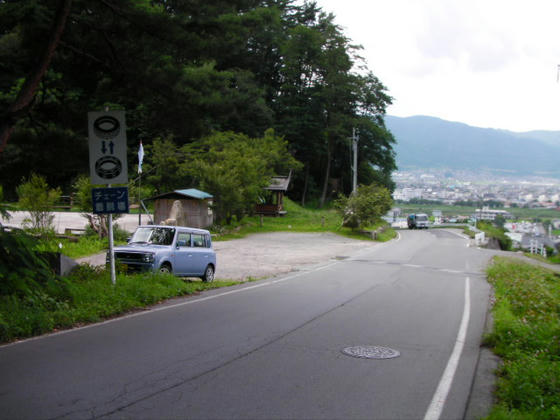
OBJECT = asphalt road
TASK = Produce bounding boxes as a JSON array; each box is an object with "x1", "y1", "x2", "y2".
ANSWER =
[{"x1": 0, "y1": 229, "x2": 494, "y2": 419}]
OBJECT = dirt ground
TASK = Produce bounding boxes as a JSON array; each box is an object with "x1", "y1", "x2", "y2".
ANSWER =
[
  {"x1": 2, "y1": 212, "x2": 380, "y2": 280},
  {"x1": 76, "y1": 231, "x2": 378, "y2": 280},
  {"x1": 212, "y1": 232, "x2": 377, "y2": 280}
]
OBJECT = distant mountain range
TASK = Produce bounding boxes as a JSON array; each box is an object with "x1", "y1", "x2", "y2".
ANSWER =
[{"x1": 385, "y1": 115, "x2": 560, "y2": 178}]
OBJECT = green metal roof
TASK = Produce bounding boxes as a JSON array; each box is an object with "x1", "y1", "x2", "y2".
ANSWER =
[
  {"x1": 147, "y1": 188, "x2": 213, "y2": 201},
  {"x1": 174, "y1": 188, "x2": 213, "y2": 199}
]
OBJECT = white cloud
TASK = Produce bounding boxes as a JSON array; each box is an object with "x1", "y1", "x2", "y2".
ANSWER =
[{"x1": 313, "y1": 0, "x2": 560, "y2": 131}]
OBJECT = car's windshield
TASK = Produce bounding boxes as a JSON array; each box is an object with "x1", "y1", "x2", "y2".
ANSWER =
[
  {"x1": 130, "y1": 227, "x2": 176, "y2": 245},
  {"x1": 416, "y1": 215, "x2": 428, "y2": 221}
]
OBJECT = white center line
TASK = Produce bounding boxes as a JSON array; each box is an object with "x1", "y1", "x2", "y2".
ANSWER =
[{"x1": 424, "y1": 276, "x2": 471, "y2": 420}]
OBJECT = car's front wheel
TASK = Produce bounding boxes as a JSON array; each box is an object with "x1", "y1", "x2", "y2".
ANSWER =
[
  {"x1": 202, "y1": 265, "x2": 214, "y2": 282},
  {"x1": 159, "y1": 263, "x2": 172, "y2": 274}
]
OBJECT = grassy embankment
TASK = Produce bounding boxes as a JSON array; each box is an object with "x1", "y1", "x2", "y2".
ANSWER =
[
  {"x1": 0, "y1": 265, "x2": 241, "y2": 343},
  {"x1": 212, "y1": 197, "x2": 396, "y2": 241},
  {"x1": 484, "y1": 257, "x2": 560, "y2": 419}
]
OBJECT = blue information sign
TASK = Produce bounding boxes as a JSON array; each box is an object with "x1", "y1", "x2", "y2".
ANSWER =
[{"x1": 92, "y1": 187, "x2": 129, "y2": 214}]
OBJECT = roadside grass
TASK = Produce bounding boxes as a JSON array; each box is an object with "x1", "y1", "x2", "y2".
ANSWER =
[
  {"x1": 30, "y1": 225, "x2": 130, "y2": 259},
  {"x1": 0, "y1": 264, "x2": 241, "y2": 344},
  {"x1": 484, "y1": 257, "x2": 560, "y2": 419},
  {"x1": 44, "y1": 235, "x2": 122, "y2": 259},
  {"x1": 463, "y1": 227, "x2": 476, "y2": 238},
  {"x1": 477, "y1": 222, "x2": 512, "y2": 250},
  {"x1": 523, "y1": 252, "x2": 560, "y2": 265},
  {"x1": 213, "y1": 198, "x2": 395, "y2": 241}
]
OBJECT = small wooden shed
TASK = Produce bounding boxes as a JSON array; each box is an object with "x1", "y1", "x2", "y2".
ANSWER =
[
  {"x1": 148, "y1": 188, "x2": 214, "y2": 228},
  {"x1": 255, "y1": 172, "x2": 291, "y2": 216}
]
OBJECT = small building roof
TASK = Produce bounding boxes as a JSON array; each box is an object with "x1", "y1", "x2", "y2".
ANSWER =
[
  {"x1": 265, "y1": 173, "x2": 291, "y2": 192},
  {"x1": 147, "y1": 188, "x2": 213, "y2": 201}
]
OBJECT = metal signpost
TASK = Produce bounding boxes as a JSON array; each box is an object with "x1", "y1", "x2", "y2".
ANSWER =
[
  {"x1": 88, "y1": 110, "x2": 129, "y2": 285},
  {"x1": 351, "y1": 128, "x2": 359, "y2": 194}
]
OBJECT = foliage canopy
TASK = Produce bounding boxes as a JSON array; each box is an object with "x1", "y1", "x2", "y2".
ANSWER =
[
  {"x1": 335, "y1": 183, "x2": 393, "y2": 230},
  {"x1": 0, "y1": 0, "x2": 396, "y2": 209}
]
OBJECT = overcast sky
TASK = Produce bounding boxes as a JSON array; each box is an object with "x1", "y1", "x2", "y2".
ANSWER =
[{"x1": 313, "y1": 0, "x2": 560, "y2": 132}]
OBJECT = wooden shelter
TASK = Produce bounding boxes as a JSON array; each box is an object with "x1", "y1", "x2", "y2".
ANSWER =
[
  {"x1": 148, "y1": 188, "x2": 214, "y2": 228},
  {"x1": 255, "y1": 172, "x2": 291, "y2": 216}
]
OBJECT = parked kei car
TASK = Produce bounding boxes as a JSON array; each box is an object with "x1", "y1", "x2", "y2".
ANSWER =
[{"x1": 107, "y1": 225, "x2": 216, "y2": 281}]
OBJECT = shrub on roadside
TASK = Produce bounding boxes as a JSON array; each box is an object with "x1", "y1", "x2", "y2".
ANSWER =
[
  {"x1": 0, "y1": 259, "x2": 240, "y2": 343},
  {"x1": 0, "y1": 229, "x2": 72, "y2": 341},
  {"x1": 478, "y1": 222, "x2": 512, "y2": 251},
  {"x1": 334, "y1": 183, "x2": 392, "y2": 230},
  {"x1": 73, "y1": 175, "x2": 126, "y2": 239},
  {"x1": 16, "y1": 173, "x2": 61, "y2": 234},
  {"x1": 0, "y1": 229, "x2": 58, "y2": 296}
]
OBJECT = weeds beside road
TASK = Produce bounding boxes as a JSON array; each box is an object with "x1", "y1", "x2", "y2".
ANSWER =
[
  {"x1": 484, "y1": 257, "x2": 560, "y2": 419},
  {"x1": 0, "y1": 262, "x2": 245, "y2": 344}
]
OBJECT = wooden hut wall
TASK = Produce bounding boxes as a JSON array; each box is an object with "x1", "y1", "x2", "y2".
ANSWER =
[{"x1": 154, "y1": 198, "x2": 213, "y2": 228}]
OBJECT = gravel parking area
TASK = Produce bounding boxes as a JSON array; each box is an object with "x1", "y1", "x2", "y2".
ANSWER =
[
  {"x1": 213, "y1": 232, "x2": 376, "y2": 280},
  {"x1": 2, "y1": 212, "x2": 378, "y2": 281},
  {"x1": 75, "y1": 232, "x2": 377, "y2": 280}
]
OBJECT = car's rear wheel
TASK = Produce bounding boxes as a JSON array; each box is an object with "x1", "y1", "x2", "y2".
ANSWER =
[
  {"x1": 202, "y1": 265, "x2": 214, "y2": 282},
  {"x1": 159, "y1": 263, "x2": 172, "y2": 274}
]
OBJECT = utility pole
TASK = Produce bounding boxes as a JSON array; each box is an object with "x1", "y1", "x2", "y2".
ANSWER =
[{"x1": 352, "y1": 127, "x2": 359, "y2": 194}]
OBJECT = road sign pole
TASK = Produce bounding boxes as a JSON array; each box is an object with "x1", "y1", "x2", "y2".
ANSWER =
[
  {"x1": 138, "y1": 174, "x2": 142, "y2": 226},
  {"x1": 88, "y1": 109, "x2": 129, "y2": 286},
  {"x1": 108, "y1": 211, "x2": 116, "y2": 285},
  {"x1": 352, "y1": 127, "x2": 358, "y2": 194}
]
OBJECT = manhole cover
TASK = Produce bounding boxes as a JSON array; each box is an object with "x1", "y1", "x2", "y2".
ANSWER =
[{"x1": 342, "y1": 345, "x2": 400, "y2": 360}]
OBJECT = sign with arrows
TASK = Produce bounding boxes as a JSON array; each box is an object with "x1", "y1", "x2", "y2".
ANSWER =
[{"x1": 88, "y1": 110, "x2": 128, "y2": 185}]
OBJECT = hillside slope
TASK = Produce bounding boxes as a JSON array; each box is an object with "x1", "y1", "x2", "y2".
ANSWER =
[{"x1": 386, "y1": 115, "x2": 560, "y2": 177}]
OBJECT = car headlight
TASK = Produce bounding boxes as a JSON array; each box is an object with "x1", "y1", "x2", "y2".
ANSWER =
[{"x1": 142, "y1": 253, "x2": 155, "y2": 263}]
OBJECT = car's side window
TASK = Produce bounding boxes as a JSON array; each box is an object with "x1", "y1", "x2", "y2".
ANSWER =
[
  {"x1": 177, "y1": 232, "x2": 191, "y2": 247},
  {"x1": 192, "y1": 233, "x2": 205, "y2": 248}
]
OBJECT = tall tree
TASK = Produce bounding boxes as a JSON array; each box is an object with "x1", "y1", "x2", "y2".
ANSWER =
[
  {"x1": 0, "y1": 0, "x2": 396, "y2": 206},
  {"x1": 0, "y1": 0, "x2": 72, "y2": 154}
]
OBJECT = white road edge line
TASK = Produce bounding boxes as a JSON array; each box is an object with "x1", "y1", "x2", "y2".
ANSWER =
[{"x1": 424, "y1": 276, "x2": 471, "y2": 420}]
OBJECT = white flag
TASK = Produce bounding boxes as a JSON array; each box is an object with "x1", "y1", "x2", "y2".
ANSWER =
[{"x1": 138, "y1": 141, "x2": 144, "y2": 174}]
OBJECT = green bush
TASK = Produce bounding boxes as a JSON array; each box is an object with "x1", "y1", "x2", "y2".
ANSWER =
[
  {"x1": 0, "y1": 230, "x2": 58, "y2": 296},
  {"x1": 478, "y1": 222, "x2": 512, "y2": 250},
  {"x1": 334, "y1": 184, "x2": 392, "y2": 230},
  {"x1": 16, "y1": 173, "x2": 61, "y2": 233}
]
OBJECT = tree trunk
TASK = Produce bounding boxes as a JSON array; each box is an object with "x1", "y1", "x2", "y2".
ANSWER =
[
  {"x1": 319, "y1": 137, "x2": 333, "y2": 208},
  {"x1": 0, "y1": 0, "x2": 72, "y2": 155},
  {"x1": 300, "y1": 163, "x2": 310, "y2": 207}
]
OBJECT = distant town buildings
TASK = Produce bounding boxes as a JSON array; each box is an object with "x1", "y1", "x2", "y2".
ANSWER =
[
  {"x1": 474, "y1": 207, "x2": 513, "y2": 221},
  {"x1": 392, "y1": 170, "x2": 560, "y2": 209}
]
